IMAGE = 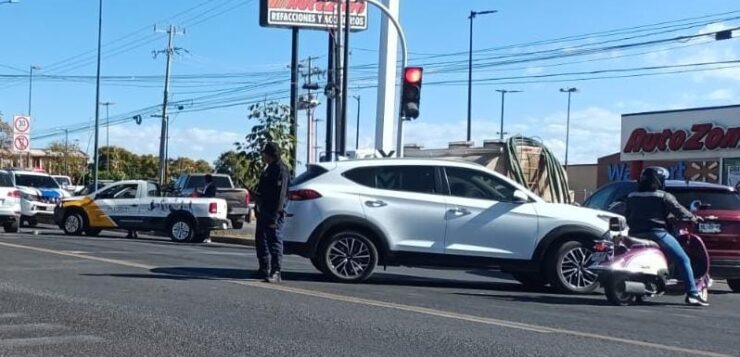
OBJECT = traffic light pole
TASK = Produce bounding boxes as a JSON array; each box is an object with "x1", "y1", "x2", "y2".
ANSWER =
[{"x1": 361, "y1": 0, "x2": 407, "y2": 157}]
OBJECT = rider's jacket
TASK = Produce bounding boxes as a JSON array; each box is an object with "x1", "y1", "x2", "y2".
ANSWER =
[{"x1": 625, "y1": 190, "x2": 694, "y2": 234}]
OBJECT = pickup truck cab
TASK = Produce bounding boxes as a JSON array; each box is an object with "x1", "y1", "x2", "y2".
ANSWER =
[
  {"x1": 54, "y1": 180, "x2": 228, "y2": 243},
  {"x1": 173, "y1": 174, "x2": 252, "y2": 229}
]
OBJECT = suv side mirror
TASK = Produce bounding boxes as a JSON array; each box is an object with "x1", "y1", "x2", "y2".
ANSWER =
[{"x1": 512, "y1": 190, "x2": 529, "y2": 204}]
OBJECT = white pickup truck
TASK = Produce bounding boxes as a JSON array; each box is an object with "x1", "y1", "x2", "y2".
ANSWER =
[{"x1": 54, "y1": 180, "x2": 229, "y2": 243}]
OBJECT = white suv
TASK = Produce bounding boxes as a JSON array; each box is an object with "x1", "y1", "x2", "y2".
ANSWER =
[
  {"x1": 0, "y1": 170, "x2": 22, "y2": 232},
  {"x1": 284, "y1": 159, "x2": 618, "y2": 294},
  {"x1": 8, "y1": 170, "x2": 70, "y2": 226}
]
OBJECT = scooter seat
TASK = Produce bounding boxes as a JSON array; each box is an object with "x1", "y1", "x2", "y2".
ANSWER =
[{"x1": 626, "y1": 237, "x2": 660, "y2": 248}]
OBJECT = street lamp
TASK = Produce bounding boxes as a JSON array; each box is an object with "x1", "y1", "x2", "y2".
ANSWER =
[
  {"x1": 495, "y1": 89, "x2": 522, "y2": 141},
  {"x1": 559, "y1": 87, "x2": 578, "y2": 169},
  {"x1": 28, "y1": 65, "x2": 41, "y2": 116},
  {"x1": 352, "y1": 95, "x2": 361, "y2": 150},
  {"x1": 467, "y1": 9, "x2": 497, "y2": 142}
]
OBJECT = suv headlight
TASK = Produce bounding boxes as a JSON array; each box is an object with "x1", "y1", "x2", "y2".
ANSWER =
[{"x1": 21, "y1": 193, "x2": 39, "y2": 201}]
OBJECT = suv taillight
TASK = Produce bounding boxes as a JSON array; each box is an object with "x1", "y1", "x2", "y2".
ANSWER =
[
  {"x1": 289, "y1": 189, "x2": 322, "y2": 201},
  {"x1": 209, "y1": 202, "x2": 218, "y2": 214},
  {"x1": 245, "y1": 192, "x2": 251, "y2": 205},
  {"x1": 8, "y1": 190, "x2": 21, "y2": 198}
]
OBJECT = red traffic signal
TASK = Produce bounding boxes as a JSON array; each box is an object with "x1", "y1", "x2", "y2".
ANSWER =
[{"x1": 401, "y1": 67, "x2": 423, "y2": 119}]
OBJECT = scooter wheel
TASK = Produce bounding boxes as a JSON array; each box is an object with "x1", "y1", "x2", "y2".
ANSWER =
[{"x1": 605, "y1": 276, "x2": 637, "y2": 306}]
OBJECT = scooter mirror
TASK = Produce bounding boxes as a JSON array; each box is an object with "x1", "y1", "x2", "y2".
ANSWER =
[{"x1": 609, "y1": 217, "x2": 626, "y2": 232}]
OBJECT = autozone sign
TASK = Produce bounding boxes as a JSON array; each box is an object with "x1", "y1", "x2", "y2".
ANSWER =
[
  {"x1": 260, "y1": 0, "x2": 368, "y2": 31},
  {"x1": 621, "y1": 105, "x2": 740, "y2": 161}
]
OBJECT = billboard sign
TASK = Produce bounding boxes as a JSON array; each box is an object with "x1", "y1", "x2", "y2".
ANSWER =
[
  {"x1": 260, "y1": 0, "x2": 368, "y2": 31},
  {"x1": 621, "y1": 105, "x2": 740, "y2": 162}
]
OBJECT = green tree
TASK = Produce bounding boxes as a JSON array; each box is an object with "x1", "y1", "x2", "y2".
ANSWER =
[
  {"x1": 214, "y1": 150, "x2": 250, "y2": 187},
  {"x1": 236, "y1": 101, "x2": 295, "y2": 190},
  {"x1": 45, "y1": 141, "x2": 88, "y2": 183}
]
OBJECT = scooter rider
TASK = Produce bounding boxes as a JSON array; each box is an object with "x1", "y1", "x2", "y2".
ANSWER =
[{"x1": 625, "y1": 167, "x2": 709, "y2": 307}]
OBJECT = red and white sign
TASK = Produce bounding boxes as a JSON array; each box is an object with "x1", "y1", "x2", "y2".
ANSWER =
[
  {"x1": 12, "y1": 115, "x2": 32, "y2": 153},
  {"x1": 260, "y1": 0, "x2": 368, "y2": 31},
  {"x1": 13, "y1": 134, "x2": 30, "y2": 153},
  {"x1": 621, "y1": 105, "x2": 740, "y2": 161}
]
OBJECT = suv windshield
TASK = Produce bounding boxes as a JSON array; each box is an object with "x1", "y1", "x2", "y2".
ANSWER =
[
  {"x1": 671, "y1": 190, "x2": 740, "y2": 211},
  {"x1": 15, "y1": 174, "x2": 60, "y2": 189}
]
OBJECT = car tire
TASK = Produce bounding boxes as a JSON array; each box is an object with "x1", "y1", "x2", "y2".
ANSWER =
[
  {"x1": 85, "y1": 228, "x2": 101, "y2": 237},
  {"x1": 169, "y1": 217, "x2": 195, "y2": 243},
  {"x1": 728, "y1": 279, "x2": 740, "y2": 293},
  {"x1": 231, "y1": 218, "x2": 244, "y2": 230},
  {"x1": 3, "y1": 220, "x2": 19, "y2": 233},
  {"x1": 62, "y1": 211, "x2": 85, "y2": 236},
  {"x1": 546, "y1": 240, "x2": 599, "y2": 294},
  {"x1": 192, "y1": 230, "x2": 211, "y2": 243},
  {"x1": 319, "y1": 230, "x2": 378, "y2": 282},
  {"x1": 310, "y1": 256, "x2": 328, "y2": 274},
  {"x1": 511, "y1": 271, "x2": 546, "y2": 289}
]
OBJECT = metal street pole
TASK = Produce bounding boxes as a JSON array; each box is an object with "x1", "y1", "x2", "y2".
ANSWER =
[
  {"x1": 353, "y1": 95, "x2": 360, "y2": 150},
  {"x1": 560, "y1": 87, "x2": 578, "y2": 169},
  {"x1": 466, "y1": 10, "x2": 496, "y2": 142},
  {"x1": 64, "y1": 128, "x2": 69, "y2": 175},
  {"x1": 289, "y1": 28, "x2": 299, "y2": 172},
  {"x1": 156, "y1": 25, "x2": 182, "y2": 185},
  {"x1": 100, "y1": 101, "x2": 114, "y2": 172},
  {"x1": 333, "y1": 1, "x2": 344, "y2": 159},
  {"x1": 28, "y1": 65, "x2": 40, "y2": 116},
  {"x1": 93, "y1": 0, "x2": 103, "y2": 191},
  {"x1": 495, "y1": 89, "x2": 521, "y2": 141},
  {"x1": 338, "y1": 0, "x2": 351, "y2": 157}
]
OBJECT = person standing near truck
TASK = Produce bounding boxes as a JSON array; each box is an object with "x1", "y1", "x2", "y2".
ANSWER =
[
  {"x1": 203, "y1": 174, "x2": 217, "y2": 198},
  {"x1": 254, "y1": 142, "x2": 290, "y2": 283}
]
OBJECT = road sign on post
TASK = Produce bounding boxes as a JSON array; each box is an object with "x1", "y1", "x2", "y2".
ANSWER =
[{"x1": 12, "y1": 115, "x2": 31, "y2": 153}]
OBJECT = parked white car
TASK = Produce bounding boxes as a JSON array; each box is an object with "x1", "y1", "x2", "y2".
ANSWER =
[
  {"x1": 0, "y1": 170, "x2": 22, "y2": 232},
  {"x1": 284, "y1": 159, "x2": 619, "y2": 294},
  {"x1": 8, "y1": 170, "x2": 70, "y2": 226},
  {"x1": 52, "y1": 175, "x2": 83, "y2": 194}
]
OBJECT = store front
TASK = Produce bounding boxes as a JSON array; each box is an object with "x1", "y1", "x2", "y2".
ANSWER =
[{"x1": 597, "y1": 104, "x2": 740, "y2": 188}]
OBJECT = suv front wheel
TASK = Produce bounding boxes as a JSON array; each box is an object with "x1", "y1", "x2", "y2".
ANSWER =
[
  {"x1": 546, "y1": 240, "x2": 599, "y2": 294},
  {"x1": 318, "y1": 230, "x2": 378, "y2": 282}
]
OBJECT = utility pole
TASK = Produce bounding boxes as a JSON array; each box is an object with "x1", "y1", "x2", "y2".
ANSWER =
[
  {"x1": 300, "y1": 56, "x2": 324, "y2": 165},
  {"x1": 28, "y1": 65, "x2": 41, "y2": 116},
  {"x1": 333, "y1": 0, "x2": 344, "y2": 158},
  {"x1": 100, "y1": 101, "x2": 114, "y2": 172},
  {"x1": 339, "y1": 0, "x2": 351, "y2": 157},
  {"x1": 353, "y1": 95, "x2": 360, "y2": 150},
  {"x1": 154, "y1": 25, "x2": 184, "y2": 185},
  {"x1": 289, "y1": 28, "x2": 300, "y2": 174},
  {"x1": 64, "y1": 128, "x2": 69, "y2": 176},
  {"x1": 93, "y1": 0, "x2": 103, "y2": 191},
  {"x1": 495, "y1": 89, "x2": 521, "y2": 141},
  {"x1": 324, "y1": 34, "x2": 335, "y2": 162},
  {"x1": 559, "y1": 87, "x2": 578, "y2": 169}
]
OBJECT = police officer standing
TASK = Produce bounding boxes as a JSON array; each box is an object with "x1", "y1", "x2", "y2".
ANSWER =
[{"x1": 254, "y1": 142, "x2": 290, "y2": 283}]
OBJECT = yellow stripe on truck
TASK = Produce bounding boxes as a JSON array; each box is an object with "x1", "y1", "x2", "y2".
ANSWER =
[{"x1": 63, "y1": 197, "x2": 117, "y2": 229}]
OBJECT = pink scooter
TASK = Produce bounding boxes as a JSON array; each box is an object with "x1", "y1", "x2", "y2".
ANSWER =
[{"x1": 590, "y1": 217, "x2": 711, "y2": 306}]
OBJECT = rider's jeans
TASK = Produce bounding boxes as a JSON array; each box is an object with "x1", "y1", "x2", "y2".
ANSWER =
[{"x1": 635, "y1": 229, "x2": 698, "y2": 296}]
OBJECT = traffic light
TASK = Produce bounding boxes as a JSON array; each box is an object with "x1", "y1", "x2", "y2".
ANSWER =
[{"x1": 401, "y1": 66, "x2": 423, "y2": 119}]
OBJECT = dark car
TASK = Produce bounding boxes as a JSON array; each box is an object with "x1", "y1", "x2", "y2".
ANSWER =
[{"x1": 584, "y1": 180, "x2": 740, "y2": 292}]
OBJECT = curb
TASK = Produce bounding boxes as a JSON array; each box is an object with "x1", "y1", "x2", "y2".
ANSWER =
[{"x1": 211, "y1": 235, "x2": 255, "y2": 246}]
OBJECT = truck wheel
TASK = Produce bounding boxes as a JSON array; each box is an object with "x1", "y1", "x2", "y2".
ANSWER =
[
  {"x1": 546, "y1": 240, "x2": 599, "y2": 294},
  {"x1": 3, "y1": 220, "x2": 19, "y2": 233},
  {"x1": 231, "y1": 218, "x2": 244, "y2": 230},
  {"x1": 319, "y1": 230, "x2": 378, "y2": 282},
  {"x1": 62, "y1": 211, "x2": 85, "y2": 236},
  {"x1": 169, "y1": 217, "x2": 194, "y2": 243},
  {"x1": 728, "y1": 279, "x2": 740, "y2": 293},
  {"x1": 192, "y1": 230, "x2": 211, "y2": 243}
]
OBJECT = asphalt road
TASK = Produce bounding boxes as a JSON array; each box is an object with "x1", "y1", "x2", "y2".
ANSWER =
[{"x1": 0, "y1": 228, "x2": 738, "y2": 357}]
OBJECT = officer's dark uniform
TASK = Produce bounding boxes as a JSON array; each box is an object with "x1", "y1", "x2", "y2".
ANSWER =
[{"x1": 255, "y1": 153, "x2": 290, "y2": 277}]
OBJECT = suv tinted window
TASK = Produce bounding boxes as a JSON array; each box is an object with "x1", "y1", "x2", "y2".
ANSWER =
[
  {"x1": 344, "y1": 166, "x2": 437, "y2": 194},
  {"x1": 0, "y1": 172, "x2": 13, "y2": 187},
  {"x1": 14, "y1": 174, "x2": 60, "y2": 189},
  {"x1": 670, "y1": 190, "x2": 740, "y2": 211},
  {"x1": 185, "y1": 175, "x2": 232, "y2": 189},
  {"x1": 292, "y1": 165, "x2": 328, "y2": 186},
  {"x1": 445, "y1": 167, "x2": 516, "y2": 201}
]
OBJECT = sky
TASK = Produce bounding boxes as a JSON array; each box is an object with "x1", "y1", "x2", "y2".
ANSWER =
[{"x1": 1, "y1": 0, "x2": 739, "y2": 168}]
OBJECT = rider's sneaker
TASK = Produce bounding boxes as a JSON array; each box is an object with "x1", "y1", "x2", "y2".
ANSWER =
[{"x1": 685, "y1": 294, "x2": 709, "y2": 307}]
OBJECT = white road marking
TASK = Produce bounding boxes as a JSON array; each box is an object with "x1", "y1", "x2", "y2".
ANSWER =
[
  {"x1": 0, "y1": 335, "x2": 104, "y2": 347},
  {"x1": 0, "y1": 323, "x2": 64, "y2": 333},
  {"x1": 0, "y1": 241, "x2": 731, "y2": 357},
  {"x1": 0, "y1": 313, "x2": 24, "y2": 319}
]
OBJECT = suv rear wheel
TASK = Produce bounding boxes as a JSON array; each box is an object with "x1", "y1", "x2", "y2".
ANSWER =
[
  {"x1": 318, "y1": 230, "x2": 378, "y2": 282},
  {"x1": 546, "y1": 240, "x2": 599, "y2": 294},
  {"x1": 728, "y1": 279, "x2": 740, "y2": 293}
]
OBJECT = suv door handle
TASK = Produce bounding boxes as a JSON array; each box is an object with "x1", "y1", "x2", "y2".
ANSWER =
[
  {"x1": 449, "y1": 208, "x2": 471, "y2": 216},
  {"x1": 365, "y1": 200, "x2": 387, "y2": 208}
]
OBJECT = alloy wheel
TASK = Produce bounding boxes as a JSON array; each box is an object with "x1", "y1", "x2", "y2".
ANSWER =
[
  {"x1": 65, "y1": 214, "x2": 80, "y2": 234},
  {"x1": 559, "y1": 247, "x2": 598, "y2": 290},
  {"x1": 172, "y1": 221, "x2": 191, "y2": 242},
  {"x1": 327, "y1": 236, "x2": 372, "y2": 279}
]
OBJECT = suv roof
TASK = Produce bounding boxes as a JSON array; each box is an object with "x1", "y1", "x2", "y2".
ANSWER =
[{"x1": 318, "y1": 158, "x2": 484, "y2": 170}]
